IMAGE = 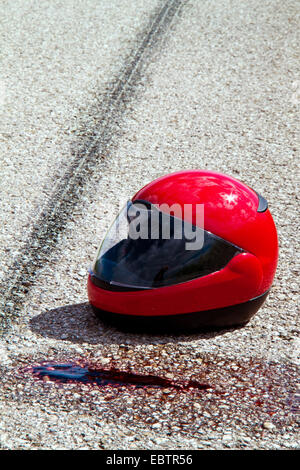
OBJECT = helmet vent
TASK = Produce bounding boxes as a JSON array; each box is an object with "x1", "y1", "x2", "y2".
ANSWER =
[{"x1": 255, "y1": 191, "x2": 268, "y2": 213}]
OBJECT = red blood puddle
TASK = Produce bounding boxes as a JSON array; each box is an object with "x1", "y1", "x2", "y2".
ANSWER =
[
  {"x1": 30, "y1": 362, "x2": 210, "y2": 391},
  {"x1": 17, "y1": 356, "x2": 299, "y2": 429}
]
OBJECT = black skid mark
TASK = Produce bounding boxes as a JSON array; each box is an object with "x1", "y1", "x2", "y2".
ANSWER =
[{"x1": 0, "y1": 0, "x2": 187, "y2": 332}]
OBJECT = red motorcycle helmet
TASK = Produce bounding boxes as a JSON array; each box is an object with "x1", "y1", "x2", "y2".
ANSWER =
[{"x1": 88, "y1": 170, "x2": 278, "y2": 332}]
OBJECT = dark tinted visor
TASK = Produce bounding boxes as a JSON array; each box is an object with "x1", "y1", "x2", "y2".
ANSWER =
[{"x1": 91, "y1": 201, "x2": 243, "y2": 290}]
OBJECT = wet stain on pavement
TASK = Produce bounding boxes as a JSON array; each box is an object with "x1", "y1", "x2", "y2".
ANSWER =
[
  {"x1": 13, "y1": 353, "x2": 298, "y2": 436},
  {"x1": 30, "y1": 362, "x2": 211, "y2": 391}
]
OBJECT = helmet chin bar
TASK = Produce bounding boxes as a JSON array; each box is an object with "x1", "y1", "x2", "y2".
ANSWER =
[{"x1": 89, "y1": 287, "x2": 270, "y2": 333}]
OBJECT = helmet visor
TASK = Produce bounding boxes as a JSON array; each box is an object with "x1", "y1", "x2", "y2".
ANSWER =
[{"x1": 91, "y1": 200, "x2": 242, "y2": 290}]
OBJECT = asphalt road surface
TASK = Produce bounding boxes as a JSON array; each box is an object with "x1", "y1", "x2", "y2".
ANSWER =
[{"x1": 0, "y1": 0, "x2": 299, "y2": 449}]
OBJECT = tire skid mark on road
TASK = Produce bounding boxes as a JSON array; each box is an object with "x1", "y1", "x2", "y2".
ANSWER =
[{"x1": 0, "y1": 0, "x2": 187, "y2": 332}]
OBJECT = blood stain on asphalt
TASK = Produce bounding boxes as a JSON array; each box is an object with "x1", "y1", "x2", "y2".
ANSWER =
[
  {"x1": 30, "y1": 362, "x2": 211, "y2": 391},
  {"x1": 20, "y1": 356, "x2": 299, "y2": 426}
]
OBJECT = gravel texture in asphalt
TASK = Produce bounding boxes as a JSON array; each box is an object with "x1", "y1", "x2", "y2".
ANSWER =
[{"x1": 0, "y1": 0, "x2": 299, "y2": 450}]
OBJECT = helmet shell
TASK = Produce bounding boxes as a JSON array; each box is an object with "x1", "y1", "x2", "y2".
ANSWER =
[
  {"x1": 88, "y1": 170, "x2": 278, "y2": 331},
  {"x1": 133, "y1": 170, "x2": 278, "y2": 293}
]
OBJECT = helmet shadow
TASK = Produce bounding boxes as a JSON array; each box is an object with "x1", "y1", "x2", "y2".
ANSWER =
[{"x1": 29, "y1": 302, "x2": 245, "y2": 346}]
